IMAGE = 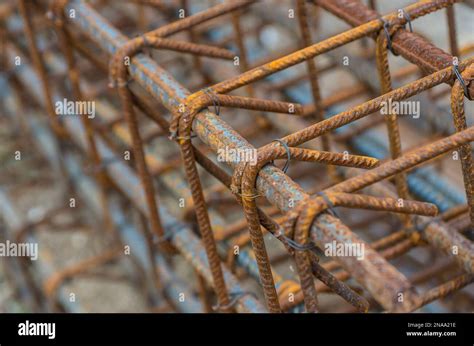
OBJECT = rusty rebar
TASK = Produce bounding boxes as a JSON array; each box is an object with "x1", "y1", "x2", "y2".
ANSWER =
[
  {"x1": 17, "y1": 0, "x2": 64, "y2": 136},
  {"x1": 295, "y1": 0, "x2": 336, "y2": 182},
  {"x1": 4, "y1": 0, "x2": 474, "y2": 315},
  {"x1": 450, "y1": 64, "x2": 474, "y2": 228},
  {"x1": 446, "y1": 5, "x2": 459, "y2": 58},
  {"x1": 50, "y1": 0, "x2": 115, "y2": 235},
  {"x1": 375, "y1": 21, "x2": 411, "y2": 204}
]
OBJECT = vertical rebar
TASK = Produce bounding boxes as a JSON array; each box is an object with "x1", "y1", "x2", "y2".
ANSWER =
[
  {"x1": 450, "y1": 64, "x2": 474, "y2": 228},
  {"x1": 375, "y1": 23, "x2": 412, "y2": 230},
  {"x1": 17, "y1": 0, "x2": 64, "y2": 136},
  {"x1": 51, "y1": 1, "x2": 115, "y2": 235},
  {"x1": 231, "y1": 8, "x2": 270, "y2": 129},
  {"x1": 176, "y1": 113, "x2": 232, "y2": 311},
  {"x1": 295, "y1": 0, "x2": 337, "y2": 182},
  {"x1": 446, "y1": 5, "x2": 459, "y2": 58}
]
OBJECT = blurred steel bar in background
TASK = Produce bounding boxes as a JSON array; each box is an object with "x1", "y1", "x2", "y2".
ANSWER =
[{"x1": 1, "y1": 0, "x2": 473, "y2": 313}]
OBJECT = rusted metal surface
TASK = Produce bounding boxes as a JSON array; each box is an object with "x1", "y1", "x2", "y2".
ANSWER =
[{"x1": 1, "y1": 0, "x2": 473, "y2": 314}]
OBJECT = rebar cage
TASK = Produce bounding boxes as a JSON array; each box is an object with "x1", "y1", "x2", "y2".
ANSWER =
[{"x1": 0, "y1": 0, "x2": 473, "y2": 313}]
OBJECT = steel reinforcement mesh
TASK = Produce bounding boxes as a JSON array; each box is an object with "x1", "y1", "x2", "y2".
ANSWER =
[{"x1": 0, "y1": 0, "x2": 473, "y2": 313}]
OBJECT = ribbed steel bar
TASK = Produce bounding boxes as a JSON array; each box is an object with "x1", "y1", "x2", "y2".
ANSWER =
[
  {"x1": 50, "y1": 0, "x2": 115, "y2": 236},
  {"x1": 17, "y1": 0, "x2": 64, "y2": 136},
  {"x1": 450, "y1": 64, "x2": 474, "y2": 227},
  {"x1": 3, "y1": 35, "x2": 265, "y2": 313},
  {"x1": 5, "y1": 0, "x2": 474, "y2": 314},
  {"x1": 295, "y1": 0, "x2": 336, "y2": 182},
  {"x1": 375, "y1": 21, "x2": 410, "y2": 206},
  {"x1": 42, "y1": 0, "x2": 461, "y2": 312},
  {"x1": 277, "y1": 60, "x2": 473, "y2": 148},
  {"x1": 207, "y1": 0, "x2": 462, "y2": 95},
  {"x1": 312, "y1": 0, "x2": 472, "y2": 96},
  {"x1": 446, "y1": 5, "x2": 460, "y2": 57},
  {"x1": 106, "y1": 18, "x2": 253, "y2": 311},
  {"x1": 108, "y1": 30, "x2": 238, "y2": 309}
]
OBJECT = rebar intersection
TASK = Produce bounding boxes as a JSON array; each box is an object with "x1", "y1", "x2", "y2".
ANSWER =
[{"x1": 1, "y1": 0, "x2": 473, "y2": 313}]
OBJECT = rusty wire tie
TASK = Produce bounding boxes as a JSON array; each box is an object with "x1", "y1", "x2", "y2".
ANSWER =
[
  {"x1": 212, "y1": 291, "x2": 257, "y2": 311},
  {"x1": 171, "y1": 88, "x2": 216, "y2": 142},
  {"x1": 379, "y1": 18, "x2": 398, "y2": 56},
  {"x1": 281, "y1": 233, "x2": 323, "y2": 254},
  {"x1": 400, "y1": 9, "x2": 413, "y2": 33},
  {"x1": 272, "y1": 226, "x2": 323, "y2": 254},
  {"x1": 271, "y1": 139, "x2": 291, "y2": 173},
  {"x1": 202, "y1": 88, "x2": 220, "y2": 116},
  {"x1": 172, "y1": 133, "x2": 198, "y2": 141},
  {"x1": 453, "y1": 62, "x2": 469, "y2": 98},
  {"x1": 136, "y1": 33, "x2": 153, "y2": 58},
  {"x1": 315, "y1": 190, "x2": 341, "y2": 219},
  {"x1": 236, "y1": 191, "x2": 262, "y2": 200}
]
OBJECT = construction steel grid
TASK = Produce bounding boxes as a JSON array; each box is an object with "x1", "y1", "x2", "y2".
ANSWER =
[{"x1": 0, "y1": 0, "x2": 473, "y2": 314}]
